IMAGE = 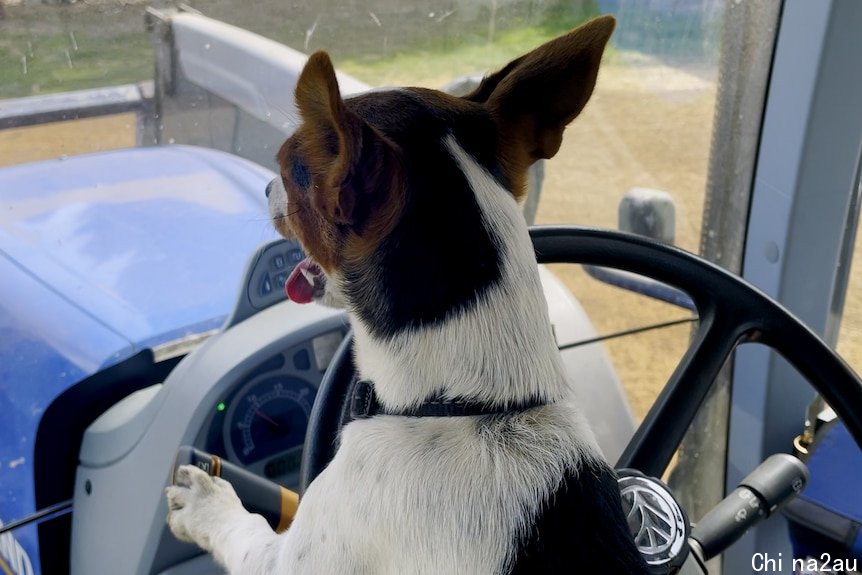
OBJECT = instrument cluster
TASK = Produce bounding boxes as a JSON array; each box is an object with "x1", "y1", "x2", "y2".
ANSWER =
[{"x1": 199, "y1": 328, "x2": 346, "y2": 490}]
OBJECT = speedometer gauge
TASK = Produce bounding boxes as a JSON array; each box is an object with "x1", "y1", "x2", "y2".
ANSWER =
[{"x1": 224, "y1": 375, "x2": 317, "y2": 466}]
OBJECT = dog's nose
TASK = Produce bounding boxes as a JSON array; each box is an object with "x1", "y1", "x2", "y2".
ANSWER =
[{"x1": 265, "y1": 179, "x2": 275, "y2": 198}]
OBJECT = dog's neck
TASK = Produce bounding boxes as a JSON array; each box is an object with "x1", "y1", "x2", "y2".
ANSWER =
[{"x1": 349, "y1": 137, "x2": 571, "y2": 411}]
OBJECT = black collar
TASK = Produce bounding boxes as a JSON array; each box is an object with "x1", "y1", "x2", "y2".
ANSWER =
[{"x1": 348, "y1": 379, "x2": 548, "y2": 419}]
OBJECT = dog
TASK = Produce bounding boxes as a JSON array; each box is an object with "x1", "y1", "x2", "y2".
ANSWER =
[{"x1": 166, "y1": 15, "x2": 649, "y2": 574}]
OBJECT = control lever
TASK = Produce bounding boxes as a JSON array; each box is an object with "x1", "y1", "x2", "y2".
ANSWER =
[
  {"x1": 173, "y1": 446, "x2": 299, "y2": 533},
  {"x1": 689, "y1": 453, "x2": 809, "y2": 562}
]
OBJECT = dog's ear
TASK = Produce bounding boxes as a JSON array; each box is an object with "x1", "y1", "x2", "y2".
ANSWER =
[
  {"x1": 466, "y1": 15, "x2": 615, "y2": 164},
  {"x1": 294, "y1": 51, "x2": 401, "y2": 230}
]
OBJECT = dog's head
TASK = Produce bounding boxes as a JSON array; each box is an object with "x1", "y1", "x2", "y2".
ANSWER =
[{"x1": 269, "y1": 16, "x2": 614, "y2": 338}]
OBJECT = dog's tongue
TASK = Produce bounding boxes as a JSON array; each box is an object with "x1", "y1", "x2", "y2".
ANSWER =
[{"x1": 285, "y1": 257, "x2": 319, "y2": 304}]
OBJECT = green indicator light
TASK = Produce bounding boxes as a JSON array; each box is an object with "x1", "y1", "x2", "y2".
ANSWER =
[{"x1": 217, "y1": 402, "x2": 226, "y2": 412}]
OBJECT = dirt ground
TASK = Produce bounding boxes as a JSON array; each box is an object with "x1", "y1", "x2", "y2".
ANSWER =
[
  {"x1": 533, "y1": 59, "x2": 715, "y2": 419},
  {"x1": 0, "y1": 114, "x2": 136, "y2": 167},
  {"x1": 3, "y1": 59, "x2": 861, "y2": 422}
]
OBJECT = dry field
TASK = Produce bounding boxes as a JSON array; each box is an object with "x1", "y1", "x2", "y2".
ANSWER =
[
  {"x1": 535, "y1": 59, "x2": 715, "y2": 419},
  {"x1": 3, "y1": 57, "x2": 861, "y2": 423},
  {"x1": 0, "y1": 114, "x2": 136, "y2": 167}
]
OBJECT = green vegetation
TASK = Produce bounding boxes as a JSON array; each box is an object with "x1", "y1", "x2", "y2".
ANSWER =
[
  {"x1": 336, "y1": 1, "x2": 603, "y2": 87},
  {"x1": 339, "y1": 25, "x2": 592, "y2": 88},
  {"x1": 0, "y1": 3, "x2": 152, "y2": 99},
  {"x1": 538, "y1": 0, "x2": 599, "y2": 35},
  {"x1": 0, "y1": 1, "x2": 604, "y2": 99}
]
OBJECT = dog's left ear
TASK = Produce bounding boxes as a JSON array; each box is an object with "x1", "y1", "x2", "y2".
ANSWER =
[
  {"x1": 466, "y1": 15, "x2": 615, "y2": 165},
  {"x1": 294, "y1": 51, "x2": 401, "y2": 230}
]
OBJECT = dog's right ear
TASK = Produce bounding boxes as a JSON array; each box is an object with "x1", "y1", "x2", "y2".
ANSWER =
[
  {"x1": 466, "y1": 15, "x2": 615, "y2": 168},
  {"x1": 294, "y1": 52, "x2": 402, "y2": 232}
]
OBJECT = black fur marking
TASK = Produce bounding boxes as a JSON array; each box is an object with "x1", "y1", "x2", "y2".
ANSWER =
[
  {"x1": 343, "y1": 89, "x2": 506, "y2": 339},
  {"x1": 508, "y1": 459, "x2": 650, "y2": 575},
  {"x1": 292, "y1": 156, "x2": 311, "y2": 189}
]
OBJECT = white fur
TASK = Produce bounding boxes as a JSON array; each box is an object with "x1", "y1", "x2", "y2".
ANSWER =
[
  {"x1": 267, "y1": 176, "x2": 288, "y2": 220},
  {"x1": 167, "y1": 136, "x2": 600, "y2": 574},
  {"x1": 353, "y1": 137, "x2": 574, "y2": 409},
  {"x1": 168, "y1": 404, "x2": 597, "y2": 574}
]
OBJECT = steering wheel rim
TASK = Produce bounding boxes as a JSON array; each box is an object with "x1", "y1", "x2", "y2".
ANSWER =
[
  {"x1": 300, "y1": 332, "x2": 356, "y2": 494},
  {"x1": 300, "y1": 225, "x2": 862, "y2": 490}
]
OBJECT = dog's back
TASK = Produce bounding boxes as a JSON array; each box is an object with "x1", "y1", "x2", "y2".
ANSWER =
[{"x1": 298, "y1": 404, "x2": 647, "y2": 574}]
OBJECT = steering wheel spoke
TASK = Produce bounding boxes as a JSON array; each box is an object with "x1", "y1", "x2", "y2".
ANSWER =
[{"x1": 617, "y1": 309, "x2": 747, "y2": 475}]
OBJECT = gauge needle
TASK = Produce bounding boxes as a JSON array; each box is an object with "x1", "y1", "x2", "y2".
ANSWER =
[{"x1": 255, "y1": 409, "x2": 281, "y2": 428}]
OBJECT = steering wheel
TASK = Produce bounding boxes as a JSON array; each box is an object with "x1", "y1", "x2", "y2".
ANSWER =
[{"x1": 300, "y1": 225, "x2": 862, "y2": 491}]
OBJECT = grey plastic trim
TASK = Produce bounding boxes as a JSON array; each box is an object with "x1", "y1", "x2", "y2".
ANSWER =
[
  {"x1": 79, "y1": 384, "x2": 164, "y2": 468},
  {"x1": 224, "y1": 238, "x2": 306, "y2": 328},
  {"x1": 170, "y1": 12, "x2": 369, "y2": 133},
  {"x1": 70, "y1": 300, "x2": 347, "y2": 575},
  {"x1": 725, "y1": 1, "x2": 862, "y2": 572},
  {"x1": 0, "y1": 82, "x2": 153, "y2": 130}
]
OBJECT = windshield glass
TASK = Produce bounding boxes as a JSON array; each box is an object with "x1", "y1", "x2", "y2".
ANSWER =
[
  {"x1": 1, "y1": 0, "x2": 721, "y2": 413},
  {"x1": 1, "y1": 2, "x2": 738, "y2": 573}
]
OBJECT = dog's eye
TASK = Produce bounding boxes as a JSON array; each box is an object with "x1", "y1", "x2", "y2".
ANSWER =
[{"x1": 292, "y1": 157, "x2": 311, "y2": 189}]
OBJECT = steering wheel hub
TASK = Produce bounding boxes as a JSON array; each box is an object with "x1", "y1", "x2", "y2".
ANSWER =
[{"x1": 618, "y1": 469, "x2": 690, "y2": 573}]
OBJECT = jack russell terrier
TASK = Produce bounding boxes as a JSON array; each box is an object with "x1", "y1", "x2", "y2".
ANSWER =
[{"x1": 167, "y1": 15, "x2": 649, "y2": 574}]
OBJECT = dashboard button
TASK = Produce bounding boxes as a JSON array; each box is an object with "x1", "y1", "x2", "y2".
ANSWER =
[
  {"x1": 289, "y1": 249, "x2": 304, "y2": 263},
  {"x1": 259, "y1": 273, "x2": 273, "y2": 296},
  {"x1": 293, "y1": 349, "x2": 311, "y2": 371},
  {"x1": 272, "y1": 254, "x2": 286, "y2": 269}
]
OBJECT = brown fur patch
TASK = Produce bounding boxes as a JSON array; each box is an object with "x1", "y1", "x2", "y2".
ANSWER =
[
  {"x1": 276, "y1": 51, "x2": 406, "y2": 274},
  {"x1": 466, "y1": 15, "x2": 616, "y2": 201}
]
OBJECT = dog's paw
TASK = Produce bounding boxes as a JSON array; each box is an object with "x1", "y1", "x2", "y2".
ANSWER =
[{"x1": 166, "y1": 464, "x2": 244, "y2": 551}]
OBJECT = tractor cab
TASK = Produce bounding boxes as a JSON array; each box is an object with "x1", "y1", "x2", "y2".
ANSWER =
[{"x1": 0, "y1": 2, "x2": 861, "y2": 573}]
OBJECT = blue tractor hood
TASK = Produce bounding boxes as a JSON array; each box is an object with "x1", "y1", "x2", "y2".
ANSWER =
[
  {"x1": 0, "y1": 145, "x2": 278, "y2": 357},
  {"x1": 0, "y1": 146, "x2": 278, "y2": 570}
]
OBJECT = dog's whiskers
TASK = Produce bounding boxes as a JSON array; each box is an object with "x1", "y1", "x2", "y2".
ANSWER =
[
  {"x1": 273, "y1": 207, "x2": 301, "y2": 220},
  {"x1": 246, "y1": 204, "x2": 302, "y2": 224}
]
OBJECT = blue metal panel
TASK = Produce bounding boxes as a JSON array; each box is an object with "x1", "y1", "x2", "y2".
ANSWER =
[
  {"x1": 788, "y1": 423, "x2": 862, "y2": 559},
  {"x1": 0, "y1": 145, "x2": 279, "y2": 572},
  {"x1": 0, "y1": 252, "x2": 136, "y2": 573},
  {"x1": 0, "y1": 145, "x2": 278, "y2": 346}
]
